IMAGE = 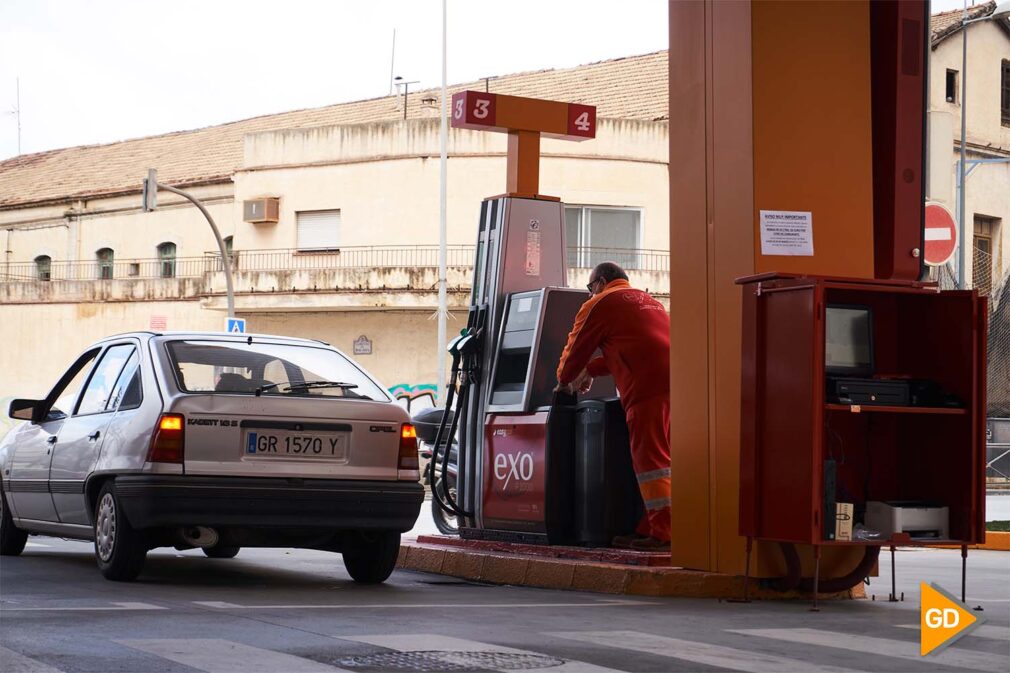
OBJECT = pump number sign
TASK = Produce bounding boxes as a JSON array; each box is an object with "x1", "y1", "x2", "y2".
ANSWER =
[{"x1": 450, "y1": 91, "x2": 597, "y2": 141}]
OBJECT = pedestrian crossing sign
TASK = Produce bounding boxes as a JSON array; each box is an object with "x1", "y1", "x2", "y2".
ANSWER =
[{"x1": 226, "y1": 318, "x2": 246, "y2": 334}]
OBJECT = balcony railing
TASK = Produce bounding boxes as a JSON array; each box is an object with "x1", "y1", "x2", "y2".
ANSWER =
[{"x1": 1, "y1": 245, "x2": 670, "y2": 283}]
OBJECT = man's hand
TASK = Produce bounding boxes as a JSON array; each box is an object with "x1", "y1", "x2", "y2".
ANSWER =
[{"x1": 573, "y1": 368, "x2": 593, "y2": 394}]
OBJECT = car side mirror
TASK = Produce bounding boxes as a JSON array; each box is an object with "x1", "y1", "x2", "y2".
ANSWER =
[{"x1": 9, "y1": 399, "x2": 40, "y2": 422}]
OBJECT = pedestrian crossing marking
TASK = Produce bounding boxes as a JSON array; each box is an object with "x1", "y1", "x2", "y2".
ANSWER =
[
  {"x1": 897, "y1": 623, "x2": 1009, "y2": 642},
  {"x1": 116, "y1": 639, "x2": 345, "y2": 673},
  {"x1": 0, "y1": 601, "x2": 164, "y2": 612},
  {"x1": 0, "y1": 645, "x2": 64, "y2": 673},
  {"x1": 552, "y1": 630, "x2": 864, "y2": 672},
  {"x1": 729, "y1": 628, "x2": 1008, "y2": 672}
]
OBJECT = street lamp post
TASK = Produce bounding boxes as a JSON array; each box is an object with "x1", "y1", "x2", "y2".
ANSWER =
[
  {"x1": 956, "y1": 0, "x2": 1010, "y2": 288},
  {"x1": 142, "y1": 169, "x2": 236, "y2": 320}
]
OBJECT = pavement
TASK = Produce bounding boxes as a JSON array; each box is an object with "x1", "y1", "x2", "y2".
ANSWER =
[{"x1": 1, "y1": 502, "x2": 1007, "y2": 672}]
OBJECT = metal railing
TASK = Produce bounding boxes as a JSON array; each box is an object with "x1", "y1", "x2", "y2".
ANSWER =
[{"x1": 1, "y1": 245, "x2": 671, "y2": 283}]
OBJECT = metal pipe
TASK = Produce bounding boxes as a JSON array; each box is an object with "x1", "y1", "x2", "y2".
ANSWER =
[
  {"x1": 437, "y1": 0, "x2": 448, "y2": 405},
  {"x1": 156, "y1": 182, "x2": 235, "y2": 318},
  {"x1": 958, "y1": 3, "x2": 969, "y2": 289}
]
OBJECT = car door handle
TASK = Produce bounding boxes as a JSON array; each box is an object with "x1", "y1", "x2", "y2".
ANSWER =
[
  {"x1": 46, "y1": 436, "x2": 58, "y2": 444},
  {"x1": 88, "y1": 431, "x2": 101, "y2": 441}
]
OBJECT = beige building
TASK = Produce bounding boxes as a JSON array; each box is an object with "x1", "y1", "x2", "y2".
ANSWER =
[
  {"x1": 927, "y1": 1, "x2": 1010, "y2": 293},
  {"x1": 0, "y1": 52, "x2": 670, "y2": 413}
]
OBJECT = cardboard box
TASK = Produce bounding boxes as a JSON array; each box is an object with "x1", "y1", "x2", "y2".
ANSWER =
[{"x1": 835, "y1": 502, "x2": 854, "y2": 541}]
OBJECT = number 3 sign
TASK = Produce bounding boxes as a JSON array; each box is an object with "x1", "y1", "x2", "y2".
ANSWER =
[{"x1": 451, "y1": 91, "x2": 497, "y2": 128}]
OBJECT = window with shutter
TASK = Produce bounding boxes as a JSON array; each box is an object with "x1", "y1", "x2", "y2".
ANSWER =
[
  {"x1": 1002, "y1": 60, "x2": 1010, "y2": 127},
  {"x1": 564, "y1": 205, "x2": 642, "y2": 269},
  {"x1": 296, "y1": 210, "x2": 341, "y2": 251}
]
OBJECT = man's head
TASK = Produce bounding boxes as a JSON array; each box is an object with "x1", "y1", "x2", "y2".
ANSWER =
[{"x1": 586, "y1": 261, "x2": 629, "y2": 296}]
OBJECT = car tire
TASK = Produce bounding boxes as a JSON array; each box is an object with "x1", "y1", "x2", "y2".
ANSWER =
[
  {"x1": 0, "y1": 487, "x2": 28, "y2": 556},
  {"x1": 93, "y1": 482, "x2": 147, "y2": 581},
  {"x1": 431, "y1": 475, "x2": 459, "y2": 536},
  {"x1": 341, "y1": 531, "x2": 401, "y2": 584},
  {"x1": 202, "y1": 544, "x2": 240, "y2": 559}
]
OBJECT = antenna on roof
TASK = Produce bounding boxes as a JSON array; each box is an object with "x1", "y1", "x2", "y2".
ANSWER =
[
  {"x1": 3, "y1": 77, "x2": 20, "y2": 158},
  {"x1": 388, "y1": 29, "x2": 397, "y2": 96}
]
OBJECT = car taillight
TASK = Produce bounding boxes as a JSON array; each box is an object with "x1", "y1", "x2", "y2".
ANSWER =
[
  {"x1": 398, "y1": 423, "x2": 419, "y2": 479},
  {"x1": 148, "y1": 413, "x2": 184, "y2": 463}
]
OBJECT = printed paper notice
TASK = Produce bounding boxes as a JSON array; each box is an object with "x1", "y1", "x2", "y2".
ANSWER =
[
  {"x1": 760, "y1": 210, "x2": 814, "y2": 256},
  {"x1": 525, "y1": 231, "x2": 541, "y2": 276}
]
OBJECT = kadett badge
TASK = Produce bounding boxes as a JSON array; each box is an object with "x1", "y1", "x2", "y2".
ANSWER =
[{"x1": 920, "y1": 582, "x2": 985, "y2": 656}]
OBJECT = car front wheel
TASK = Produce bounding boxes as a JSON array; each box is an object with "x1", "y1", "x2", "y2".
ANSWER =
[
  {"x1": 341, "y1": 531, "x2": 401, "y2": 584},
  {"x1": 0, "y1": 487, "x2": 28, "y2": 556},
  {"x1": 94, "y1": 482, "x2": 147, "y2": 581}
]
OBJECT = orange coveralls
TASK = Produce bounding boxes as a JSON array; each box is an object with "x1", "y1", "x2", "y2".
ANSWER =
[{"x1": 556, "y1": 279, "x2": 671, "y2": 542}]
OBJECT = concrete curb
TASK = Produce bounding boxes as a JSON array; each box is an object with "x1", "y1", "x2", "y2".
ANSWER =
[{"x1": 397, "y1": 540, "x2": 865, "y2": 600}]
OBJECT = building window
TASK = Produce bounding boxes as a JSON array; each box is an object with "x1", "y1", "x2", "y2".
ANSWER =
[
  {"x1": 564, "y1": 206, "x2": 642, "y2": 270},
  {"x1": 1002, "y1": 59, "x2": 1010, "y2": 127},
  {"x1": 946, "y1": 69, "x2": 959, "y2": 104},
  {"x1": 96, "y1": 248, "x2": 114, "y2": 280},
  {"x1": 35, "y1": 255, "x2": 51, "y2": 281},
  {"x1": 158, "y1": 242, "x2": 177, "y2": 278},
  {"x1": 974, "y1": 215, "x2": 1002, "y2": 296},
  {"x1": 296, "y1": 209, "x2": 341, "y2": 251}
]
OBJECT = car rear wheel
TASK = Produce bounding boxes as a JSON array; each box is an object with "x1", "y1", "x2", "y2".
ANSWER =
[
  {"x1": 341, "y1": 531, "x2": 400, "y2": 584},
  {"x1": 202, "y1": 544, "x2": 240, "y2": 559},
  {"x1": 94, "y1": 482, "x2": 147, "y2": 581},
  {"x1": 0, "y1": 487, "x2": 28, "y2": 556}
]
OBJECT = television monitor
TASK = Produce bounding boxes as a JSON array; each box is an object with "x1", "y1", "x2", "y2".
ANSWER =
[{"x1": 825, "y1": 305, "x2": 874, "y2": 377}]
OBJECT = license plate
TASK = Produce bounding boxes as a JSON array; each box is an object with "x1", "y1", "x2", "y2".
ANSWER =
[{"x1": 244, "y1": 431, "x2": 347, "y2": 459}]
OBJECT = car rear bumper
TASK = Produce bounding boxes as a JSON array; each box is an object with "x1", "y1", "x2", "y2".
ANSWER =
[{"x1": 114, "y1": 475, "x2": 423, "y2": 532}]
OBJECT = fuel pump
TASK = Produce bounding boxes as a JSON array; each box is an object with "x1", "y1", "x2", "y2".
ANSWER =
[{"x1": 417, "y1": 91, "x2": 643, "y2": 546}]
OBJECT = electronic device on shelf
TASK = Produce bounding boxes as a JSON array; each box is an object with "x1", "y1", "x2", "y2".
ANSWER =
[
  {"x1": 824, "y1": 305, "x2": 962, "y2": 408},
  {"x1": 865, "y1": 500, "x2": 949, "y2": 540}
]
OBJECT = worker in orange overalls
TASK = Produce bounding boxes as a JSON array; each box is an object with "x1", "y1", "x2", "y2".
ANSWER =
[{"x1": 556, "y1": 261, "x2": 671, "y2": 551}]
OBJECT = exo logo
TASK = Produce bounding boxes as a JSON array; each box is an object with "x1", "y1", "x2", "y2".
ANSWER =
[{"x1": 494, "y1": 451, "x2": 534, "y2": 490}]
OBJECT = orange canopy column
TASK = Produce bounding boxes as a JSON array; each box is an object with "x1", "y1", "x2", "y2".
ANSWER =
[{"x1": 668, "y1": 0, "x2": 910, "y2": 578}]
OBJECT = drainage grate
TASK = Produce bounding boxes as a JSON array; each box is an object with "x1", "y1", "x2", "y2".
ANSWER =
[{"x1": 336, "y1": 650, "x2": 566, "y2": 672}]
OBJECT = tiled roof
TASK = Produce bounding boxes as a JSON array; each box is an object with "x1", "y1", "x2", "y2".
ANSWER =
[
  {"x1": 0, "y1": 51, "x2": 669, "y2": 209},
  {"x1": 930, "y1": 1, "x2": 1008, "y2": 46}
]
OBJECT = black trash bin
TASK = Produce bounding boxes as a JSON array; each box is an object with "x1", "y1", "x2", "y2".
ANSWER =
[{"x1": 574, "y1": 398, "x2": 644, "y2": 546}]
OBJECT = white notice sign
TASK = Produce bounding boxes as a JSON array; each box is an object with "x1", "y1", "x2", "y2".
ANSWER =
[{"x1": 760, "y1": 210, "x2": 814, "y2": 257}]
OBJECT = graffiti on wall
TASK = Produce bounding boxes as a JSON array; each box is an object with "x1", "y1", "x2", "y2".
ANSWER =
[{"x1": 388, "y1": 383, "x2": 438, "y2": 413}]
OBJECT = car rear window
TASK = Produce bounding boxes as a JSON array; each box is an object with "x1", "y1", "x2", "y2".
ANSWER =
[{"x1": 165, "y1": 340, "x2": 389, "y2": 402}]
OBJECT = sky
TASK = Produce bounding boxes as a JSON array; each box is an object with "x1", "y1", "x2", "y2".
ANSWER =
[{"x1": 0, "y1": 0, "x2": 668, "y2": 160}]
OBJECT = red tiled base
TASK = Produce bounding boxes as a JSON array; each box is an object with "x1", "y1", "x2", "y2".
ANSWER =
[
  {"x1": 416, "y1": 535, "x2": 670, "y2": 567},
  {"x1": 399, "y1": 539, "x2": 865, "y2": 600}
]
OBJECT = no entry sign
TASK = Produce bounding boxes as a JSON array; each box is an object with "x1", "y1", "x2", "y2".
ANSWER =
[{"x1": 924, "y1": 202, "x2": 958, "y2": 267}]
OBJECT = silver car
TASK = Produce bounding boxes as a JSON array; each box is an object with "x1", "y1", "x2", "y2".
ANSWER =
[{"x1": 0, "y1": 332, "x2": 423, "y2": 583}]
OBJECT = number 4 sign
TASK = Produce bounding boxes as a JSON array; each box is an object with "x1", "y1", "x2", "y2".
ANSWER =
[{"x1": 567, "y1": 104, "x2": 596, "y2": 138}]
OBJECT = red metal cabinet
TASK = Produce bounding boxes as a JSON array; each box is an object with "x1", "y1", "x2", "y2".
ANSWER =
[{"x1": 738, "y1": 274, "x2": 987, "y2": 547}]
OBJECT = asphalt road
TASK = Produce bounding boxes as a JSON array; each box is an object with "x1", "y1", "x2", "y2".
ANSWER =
[{"x1": 1, "y1": 505, "x2": 1007, "y2": 673}]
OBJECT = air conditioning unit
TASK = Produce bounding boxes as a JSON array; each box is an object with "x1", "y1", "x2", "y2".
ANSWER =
[{"x1": 243, "y1": 197, "x2": 280, "y2": 224}]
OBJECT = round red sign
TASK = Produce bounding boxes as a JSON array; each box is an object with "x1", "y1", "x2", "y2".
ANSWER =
[{"x1": 924, "y1": 202, "x2": 958, "y2": 267}]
